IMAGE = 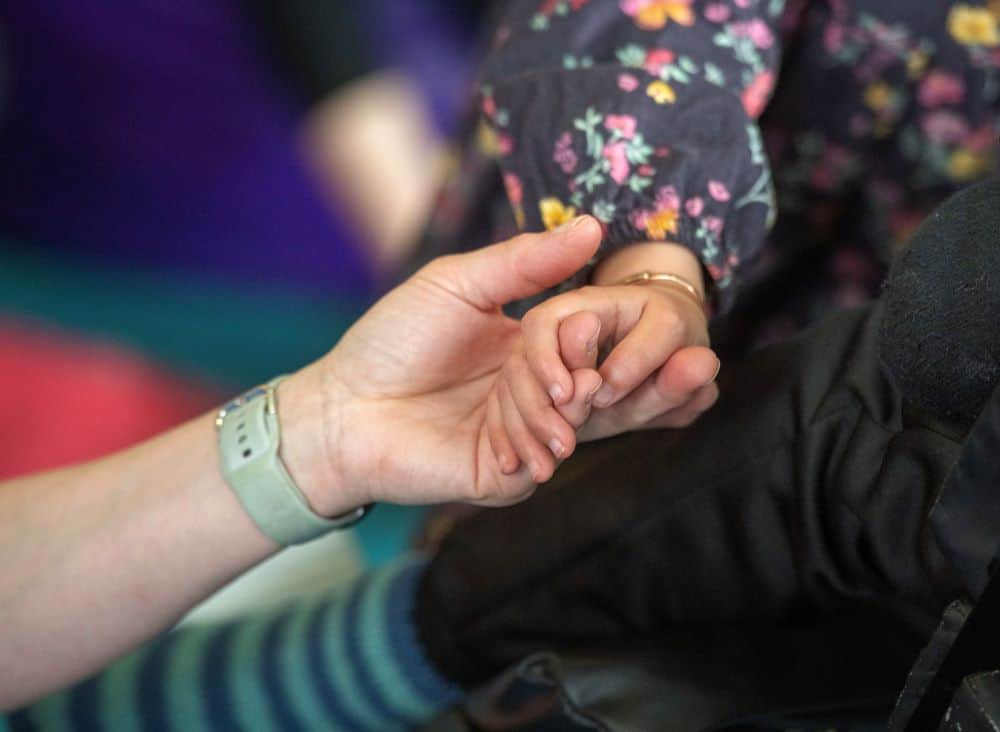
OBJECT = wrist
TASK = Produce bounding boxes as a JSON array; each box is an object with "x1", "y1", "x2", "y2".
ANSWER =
[
  {"x1": 276, "y1": 364, "x2": 366, "y2": 519},
  {"x1": 592, "y1": 241, "x2": 705, "y2": 298}
]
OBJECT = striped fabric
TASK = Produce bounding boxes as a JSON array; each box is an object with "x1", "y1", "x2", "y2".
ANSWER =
[{"x1": 7, "y1": 557, "x2": 461, "y2": 731}]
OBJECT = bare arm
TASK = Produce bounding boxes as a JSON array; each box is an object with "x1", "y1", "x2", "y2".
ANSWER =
[
  {"x1": 0, "y1": 217, "x2": 606, "y2": 710},
  {"x1": 0, "y1": 367, "x2": 336, "y2": 709}
]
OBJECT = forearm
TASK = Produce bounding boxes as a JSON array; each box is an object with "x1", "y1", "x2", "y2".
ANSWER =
[{"x1": 0, "y1": 366, "x2": 337, "y2": 709}]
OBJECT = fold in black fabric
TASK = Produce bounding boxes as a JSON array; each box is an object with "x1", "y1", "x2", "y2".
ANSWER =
[{"x1": 416, "y1": 303, "x2": 966, "y2": 686}]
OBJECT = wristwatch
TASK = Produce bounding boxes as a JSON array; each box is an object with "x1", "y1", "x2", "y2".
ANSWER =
[{"x1": 215, "y1": 376, "x2": 369, "y2": 545}]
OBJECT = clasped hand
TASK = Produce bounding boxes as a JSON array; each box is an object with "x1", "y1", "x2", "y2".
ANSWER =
[{"x1": 299, "y1": 217, "x2": 719, "y2": 513}]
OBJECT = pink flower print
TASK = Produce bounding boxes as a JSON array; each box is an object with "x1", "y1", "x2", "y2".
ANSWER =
[
  {"x1": 481, "y1": 93, "x2": 496, "y2": 118},
  {"x1": 704, "y1": 3, "x2": 730, "y2": 22},
  {"x1": 918, "y1": 71, "x2": 966, "y2": 108},
  {"x1": 655, "y1": 146, "x2": 671, "y2": 157},
  {"x1": 553, "y1": 132, "x2": 578, "y2": 174},
  {"x1": 638, "y1": 164, "x2": 656, "y2": 177},
  {"x1": 570, "y1": 0, "x2": 590, "y2": 9},
  {"x1": 503, "y1": 173, "x2": 523, "y2": 207},
  {"x1": 685, "y1": 196, "x2": 704, "y2": 216},
  {"x1": 731, "y1": 19, "x2": 775, "y2": 49},
  {"x1": 704, "y1": 216, "x2": 724, "y2": 235},
  {"x1": 921, "y1": 110, "x2": 969, "y2": 145},
  {"x1": 823, "y1": 22, "x2": 845, "y2": 53},
  {"x1": 655, "y1": 185, "x2": 680, "y2": 211},
  {"x1": 603, "y1": 141, "x2": 631, "y2": 184},
  {"x1": 618, "y1": 73, "x2": 640, "y2": 92},
  {"x1": 643, "y1": 48, "x2": 676, "y2": 75},
  {"x1": 620, "y1": 0, "x2": 644, "y2": 13},
  {"x1": 965, "y1": 123, "x2": 996, "y2": 153},
  {"x1": 734, "y1": 0, "x2": 750, "y2": 7},
  {"x1": 707, "y1": 263, "x2": 723, "y2": 282},
  {"x1": 604, "y1": 114, "x2": 638, "y2": 139},
  {"x1": 742, "y1": 70, "x2": 775, "y2": 119},
  {"x1": 707, "y1": 180, "x2": 731, "y2": 202},
  {"x1": 629, "y1": 208, "x2": 650, "y2": 231},
  {"x1": 809, "y1": 164, "x2": 837, "y2": 191},
  {"x1": 497, "y1": 133, "x2": 514, "y2": 156}
]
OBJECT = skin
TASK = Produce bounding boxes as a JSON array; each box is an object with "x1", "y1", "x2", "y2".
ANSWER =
[
  {"x1": 486, "y1": 240, "x2": 721, "y2": 481},
  {"x1": 0, "y1": 216, "x2": 701, "y2": 710},
  {"x1": 301, "y1": 72, "x2": 445, "y2": 272}
]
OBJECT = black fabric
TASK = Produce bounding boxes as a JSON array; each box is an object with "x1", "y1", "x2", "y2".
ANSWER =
[
  {"x1": 241, "y1": 0, "x2": 377, "y2": 105},
  {"x1": 425, "y1": 618, "x2": 915, "y2": 732},
  {"x1": 930, "y1": 382, "x2": 1000, "y2": 599},
  {"x1": 880, "y1": 177, "x2": 1000, "y2": 425},
  {"x1": 416, "y1": 302, "x2": 966, "y2": 687}
]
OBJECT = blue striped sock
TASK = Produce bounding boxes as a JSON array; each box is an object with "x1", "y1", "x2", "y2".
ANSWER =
[{"x1": 9, "y1": 555, "x2": 462, "y2": 731}]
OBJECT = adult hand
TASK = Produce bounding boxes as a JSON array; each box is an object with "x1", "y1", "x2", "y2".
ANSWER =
[{"x1": 282, "y1": 216, "x2": 604, "y2": 513}]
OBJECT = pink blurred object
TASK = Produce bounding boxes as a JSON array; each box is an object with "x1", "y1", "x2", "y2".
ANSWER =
[{"x1": 0, "y1": 319, "x2": 220, "y2": 479}]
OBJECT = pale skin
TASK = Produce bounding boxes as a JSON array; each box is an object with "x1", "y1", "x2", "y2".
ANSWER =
[
  {"x1": 0, "y1": 216, "x2": 703, "y2": 710},
  {"x1": 486, "y1": 239, "x2": 721, "y2": 482}
]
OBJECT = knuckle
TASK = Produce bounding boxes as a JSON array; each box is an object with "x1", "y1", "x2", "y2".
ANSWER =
[
  {"x1": 520, "y1": 308, "x2": 543, "y2": 332},
  {"x1": 655, "y1": 306, "x2": 686, "y2": 338},
  {"x1": 606, "y1": 362, "x2": 637, "y2": 390}
]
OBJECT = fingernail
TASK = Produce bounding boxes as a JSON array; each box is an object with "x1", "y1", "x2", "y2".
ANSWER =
[
  {"x1": 528, "y1": 461, "x2": 542, "y2": 482},
  {"x1": 548, "y1": 438, "x2": 565, "y2": 458},
  {"x1": 593, "y1": 383, "x2": 614, "y2": 408},
  {"x1": 554, "y1": 215, "x2": 586, "y2": 233},
  {"x1": 549, "y1": 383, "x2": 565, "y2": 403},
  {"x1": 584, "y1": 381, "x2": 602, "y2": 405},
  {"x1": 498, "y1": 453, "x2": 512, "y2": 474},
  {"x1": 709, "y1": 357, "x2": 722, "y2": 383}
]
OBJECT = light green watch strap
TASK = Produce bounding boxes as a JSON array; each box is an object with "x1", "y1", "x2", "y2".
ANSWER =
[{"x1": 216, "y1": 376, "x2": 368, "y2": 546}]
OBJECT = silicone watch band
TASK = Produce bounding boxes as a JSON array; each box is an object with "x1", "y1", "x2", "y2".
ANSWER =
[{"x1": 216, "y1": 376, "x2": 368, "y2": 545}]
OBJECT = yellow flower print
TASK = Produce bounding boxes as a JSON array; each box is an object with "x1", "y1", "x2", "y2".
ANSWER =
[
  {"x1": 948, "y1": 4, "x2": 1000, "y2": 47},
  {"x1": 646, "y1": 80, "x2": 677, "y2": 105},
  {"x1": 864, "y1": 82, "x2": 894, "y2": 111},
  {"x1": 644, "y1": 209, "x2": 679, "y2": 239},
  {"x1": 476, "y1": 120, "x2": 500, "y2": 157},
  {"x1": 947, "y1": 149, "x2": 994, "y2": 180},
  {"x1": 513, "y1": 205, "x2": 526, "y2": 230},
  {"x1": 634, "y1": 1, "x2": 696, "y2": 31},
  {"x1": 906, "y1": 49, "x2": 929, "y2": 79},
  {"x1": 539, "y1": 198, "x2": 578, "y2": 230}
]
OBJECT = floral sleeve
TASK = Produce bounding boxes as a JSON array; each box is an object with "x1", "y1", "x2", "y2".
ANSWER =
[{"x1": 478, "y1": 0, "x2": 783, "y2": 310}]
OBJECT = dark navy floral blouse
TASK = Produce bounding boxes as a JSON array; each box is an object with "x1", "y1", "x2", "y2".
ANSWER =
[{"x1": 413, "y1": 0, "x2": 1000, "y2": 341}]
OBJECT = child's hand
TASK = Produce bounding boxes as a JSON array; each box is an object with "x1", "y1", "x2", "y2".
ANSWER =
[{"x1": 485, "y1": 282, "x2": 719, "y2": 482}]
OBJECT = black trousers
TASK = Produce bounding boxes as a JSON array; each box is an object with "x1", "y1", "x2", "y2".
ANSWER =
[{"x1": 416, "y1": 302, "x2": 968, "y2": 687}]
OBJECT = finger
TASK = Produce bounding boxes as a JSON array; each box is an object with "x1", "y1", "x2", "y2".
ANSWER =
[
  {"x1": 557, "y1": 311, "x2": 601, "y2": 370},
  {"x1": 653, "y1": 346, "x2": 721, "y2": 402},
  {"x1": 556, "y1": 368, "x2": 603, "y2": 429},
  {"x1": 520, "y1": 288, "x2": 623, "y2": 405},
  {"x1": 644, "y1": 382, "x2": 720, "y2": 429},
  {"x1": 486, "y1": 386, "x2": 519, "y2": 475},
  {"x1": 503, "y1": 353, "x2": 577, "y2": 461},
  {"x1": 594, "y1": 300, "x2": 693, "y2": 408},
  {"x1": 603, "y1": 347, "x2": 717, "y2": 427},
  {"x1": 497, "y1": 376, "x2": 556, "y2": 484},
  {"x1": 522, "y1": 310, "x2": 600, "y2": 406},
  {"x1": 429, "y1": 216, "x2": 602, "y2": 310}
]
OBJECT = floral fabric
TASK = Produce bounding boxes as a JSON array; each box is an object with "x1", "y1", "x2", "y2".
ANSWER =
[{"x1": 414, "y1": 0, "x2": 1000, "y2": 327}]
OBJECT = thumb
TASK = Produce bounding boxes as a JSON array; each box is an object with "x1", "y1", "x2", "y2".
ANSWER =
[{"x1": 436, "y1": 216, "x2": 602, "y2": 310}]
